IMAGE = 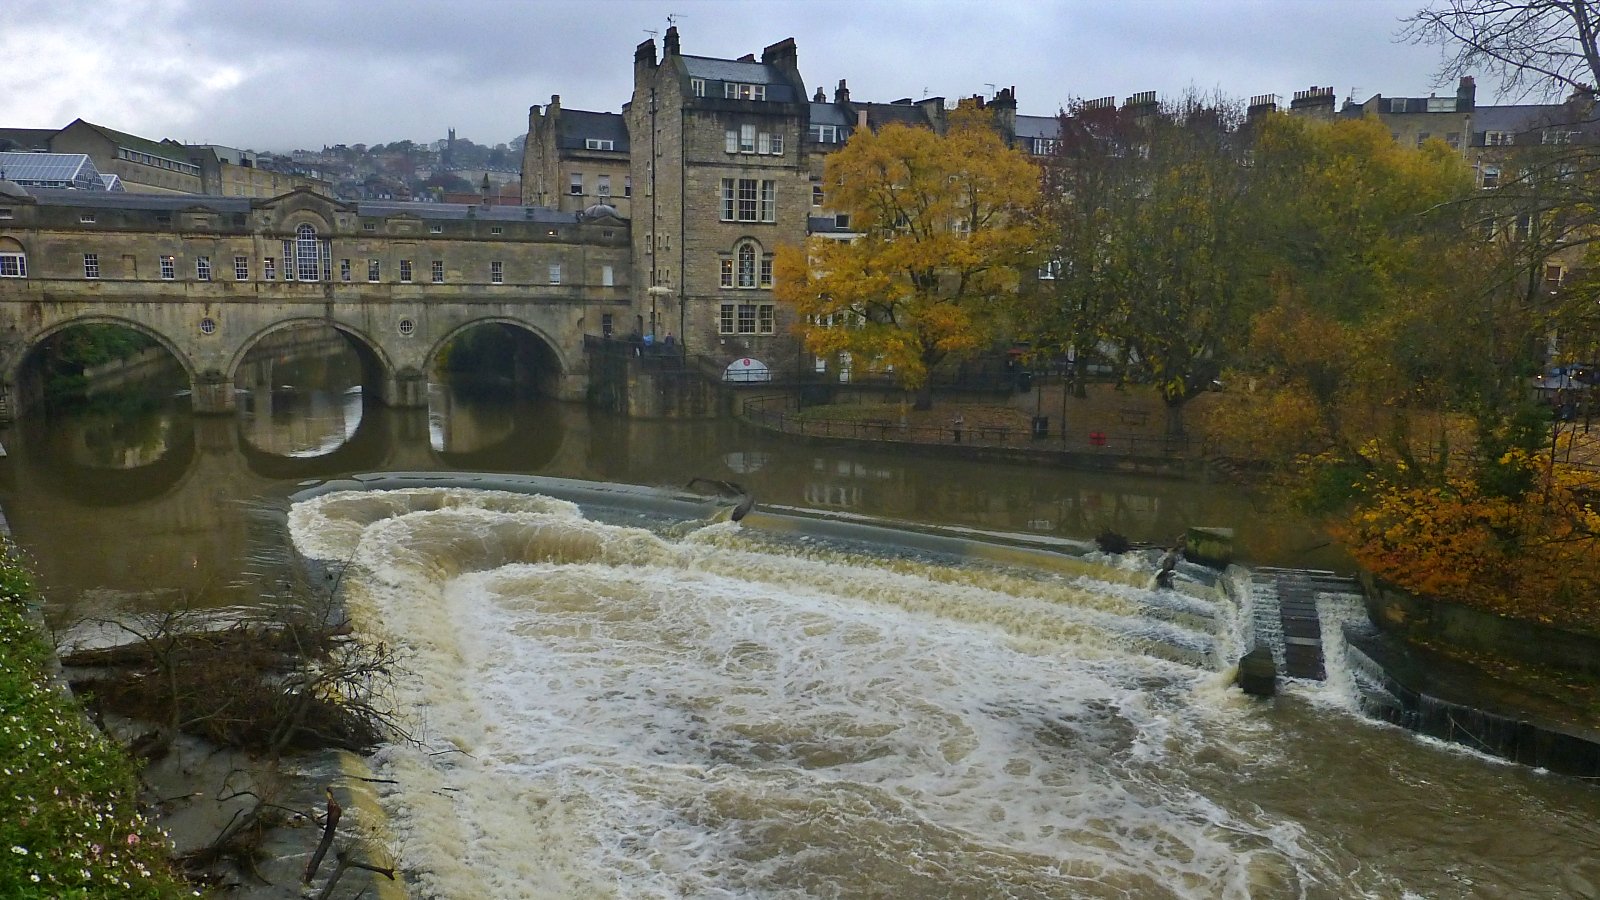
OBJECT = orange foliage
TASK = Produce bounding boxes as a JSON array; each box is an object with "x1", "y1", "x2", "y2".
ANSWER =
[{"x1": 1336, "y1": 445, "x2": 1600, "y2": 630}]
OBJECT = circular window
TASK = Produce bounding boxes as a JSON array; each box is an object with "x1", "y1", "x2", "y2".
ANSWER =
[
  {"x1": 199, "y1": 317, "x2": 218, "y2": 335},
  {"x1": 397, "y1": 318, "x2": 416, "y2": 337}
]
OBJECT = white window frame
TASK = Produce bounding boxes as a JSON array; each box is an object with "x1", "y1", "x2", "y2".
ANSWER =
[
  {"x1": 196, "y1": 255, "x2": 211, "y2": 281},
  {"x1": 429, "y1": 224, "x2": 444, "y2": 234},
  {"x1": 368, "y1": 258, "x2": 381, "y2": 282},
  {"x1": 1, "y1": 251, "x2": 30, "y2": 278},
  {"x1": 585, "y1": 138, "x2": 616, "y2": 150},
  {"x1": 295, "y1": 224, "x2": 320, "y2": 281},
  {"x1": 491, "y1": 260, "x2": 504, "y2": 284},
  {"x1": 740, "y1": 124, "x2": 757, "y2": 153},
  {"x1": 809, "y1": 123, "x2": 839, "y2": 143},
  {"x1": 759, "y1": 180, "x2": 775, "y2": 222},
  {"x1": 399, "y1": 259, "x2": 413, "y2": 283},
  {"x1": 597, "y1": 174, "x2": 611, "y2": 197},
  {"x1": 79, "y1": 213, "x2": 96, "y2": 224},
  {"x1": 548, "y1": 263, "x2": 562, "y2": 284},
  {"x1": 569, "y1": 173, "x2": 584, "y2": 196},
  {"x1": 340, "y1": 258, "x2": 351, "y2": 281},
  {"x1": 624, "y1": 175, "x2": 632, "y2": 198},
  {"x1": 690, "y1": 78, "x2": 706, "y2": 97},
  {"x1": 83, "y1": 253, "x2": 99, "y2": 279},
  {"x1": 1481, "y1": 165, "x2": 1501, "y2": 189},
  {"x1": 264, "y1": 257, "x2": 276, "y2": 281},
  {"x1": 1485, "y1": 131, "x2": 1512, "y2": 147},
  {"x1": 159, "y1": 255, "x2": 175, "y2": 280},
  {"x1": 602, "y1": 264, "x2": 614, "y2": 286},
  {"x1": 431, "y1": 259, "x2": 444, "y2": 283},
  {"x1": 234, "y1": 256, "x2": 249, "y2": 280},
  {"x1": 719, "y1": 302, "x2": 776, "y2": 335}
]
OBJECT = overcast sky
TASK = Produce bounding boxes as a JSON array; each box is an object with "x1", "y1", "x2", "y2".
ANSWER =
[{"x1": 8, "y1": 0, "x2": 1470, "y2": 152}]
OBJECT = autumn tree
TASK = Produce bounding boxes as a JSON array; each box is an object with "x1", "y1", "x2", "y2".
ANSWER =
[
  {"x1": 1032, "y1": 95, "x2": 1260, "y2": 437},
  {"x1": 773, "y1": 106, "x2": 1040, "y2": 409}
]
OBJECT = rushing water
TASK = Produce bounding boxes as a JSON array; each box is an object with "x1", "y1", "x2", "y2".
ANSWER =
[
  {"x1": 3, "y1": 350, "x2": 1599, "y2": 898},
  {"x1": 283, "y1": 486, "x2": 1600, "y2": 899}
]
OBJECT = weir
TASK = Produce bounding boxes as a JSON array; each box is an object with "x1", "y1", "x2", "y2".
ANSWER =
[{"x1": 278, "y1": 474, "x2": 1600, "y2": 898}]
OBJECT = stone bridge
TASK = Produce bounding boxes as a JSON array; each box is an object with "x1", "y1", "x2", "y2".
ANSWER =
[{"x1": 0, "y1": 184, "x2": 635, "y2": 422}]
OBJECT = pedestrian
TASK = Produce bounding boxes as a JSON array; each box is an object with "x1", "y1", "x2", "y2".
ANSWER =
[{"x1": 953, "y1": 412, "x2": 964, "y2": 443}]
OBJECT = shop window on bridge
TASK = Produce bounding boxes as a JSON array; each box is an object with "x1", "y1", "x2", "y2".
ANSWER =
[{"x1": 0, "y1": 249, "x2": 27, "y2": 278}]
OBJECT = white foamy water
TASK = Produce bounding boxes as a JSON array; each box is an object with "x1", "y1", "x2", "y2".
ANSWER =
[{"x1": 284, "y1": 488, "x2": 1430, "y2": 898}]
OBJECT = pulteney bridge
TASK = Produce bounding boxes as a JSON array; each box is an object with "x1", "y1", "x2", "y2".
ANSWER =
[{"x1": 0, "y1": 183, "x2": 634, "y2": 422}]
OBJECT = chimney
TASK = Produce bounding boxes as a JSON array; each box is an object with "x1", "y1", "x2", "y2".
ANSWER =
[
  {"x1": 663, "y1": 26, "x2": 679, "y2": 57},
  {"x1": 1457, "y1": 75, "x2": 1477, "y2": 111},
  {"x1": 634, "y1": 37, "x2": 656, "y2": 66},
  {"x1": 814, "y1": 86, "x2": 825, "y2": 102},
  {"x1": 1247, "y1": 93, "x2": 1279, "y2": 119},
  {"x1": 762, "y1": 37, "x2": 797, "y2": 69},
  {"x1": 835, "y1": 79, "x2": 851, "y2": 107},
  {"x1": 857, "y1": 108, "x2": 869, "y2": 129}
]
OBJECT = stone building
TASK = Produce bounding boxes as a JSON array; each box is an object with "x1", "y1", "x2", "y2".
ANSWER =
[
  {"x1": 50, "y1": 119, "x2": 205, "y2": 194},
  {"x1": 521, "y1": 97, "x2": 633, "y2": 217}
]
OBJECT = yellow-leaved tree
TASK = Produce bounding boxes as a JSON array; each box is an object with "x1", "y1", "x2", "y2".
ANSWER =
[{"x1": 773, "y1": 106, "x2": 1040, "y2": 409}]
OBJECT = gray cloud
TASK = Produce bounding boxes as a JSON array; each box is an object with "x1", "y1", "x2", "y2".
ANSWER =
[{"x1": 8, "y1": 0, "x2": 1453, "y2": 151}]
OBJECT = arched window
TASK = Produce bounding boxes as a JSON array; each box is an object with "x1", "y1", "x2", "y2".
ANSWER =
[
  {"x1": 737, "y1": 240, "x2": 758, "y2": 288},
  {"x1": 0, "y1": 237, "x2": 25, "y2": 278},
  {"x1": 295, "y1": 224, "x2": 320, "y2": 281}
]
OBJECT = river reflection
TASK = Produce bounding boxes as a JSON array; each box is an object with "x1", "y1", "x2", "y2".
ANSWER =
[{"x1": 0, "y1": 371, "x2": 1336, "y2": 624}]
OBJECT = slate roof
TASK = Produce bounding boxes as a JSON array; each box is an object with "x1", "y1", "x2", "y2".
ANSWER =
[
  {"x1": 67, "y1": 119, "x2": 191, "y2": 165},
  {"x1": 0, "y1": 128, "x2": 56, "y2": 152},
  {"x1": 1014, "y1": 114, "x2": 1060, "y2": 140},
  {"x1": 1473, "y1": 103, "x2": 1584, "y2": 135},
  {"x1": 681, "y1": 55, "x2": 798, "y2": 103},
  {"x1": 557, "y1": 110, "x2": 630, "y2": 152},
  {"x1": 20, "y1": 187, "x2": 578, "y2": 222},
  {"x1": 859, "y1": 102, "x2": 933, "y2": 129},
  {"x1": 808, "y1": 102, "x2": 852, "y2": 127}
]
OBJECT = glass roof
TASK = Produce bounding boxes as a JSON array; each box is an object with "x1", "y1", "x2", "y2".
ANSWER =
[{"x1": 0, "y1": 152, "x2": 106, "y2": 190}]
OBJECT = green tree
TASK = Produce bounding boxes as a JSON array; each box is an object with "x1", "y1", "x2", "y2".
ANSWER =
[{"x1": 773, "y1": 106, "x2": 1040, "y2": 409}]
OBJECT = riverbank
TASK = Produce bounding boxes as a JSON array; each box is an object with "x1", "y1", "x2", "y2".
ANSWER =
[{"x1": 0, "y1": 541, "x2": 194, "y2": 899}]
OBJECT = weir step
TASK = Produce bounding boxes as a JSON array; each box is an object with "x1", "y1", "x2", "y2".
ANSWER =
[{"x1": 1248, "y1": 568, "x2": 1363, "y2": 681}]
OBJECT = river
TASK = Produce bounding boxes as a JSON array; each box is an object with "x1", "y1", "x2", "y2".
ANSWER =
[{"x1": 1, "y1": 354, "x2": 1597, "y2": 898}]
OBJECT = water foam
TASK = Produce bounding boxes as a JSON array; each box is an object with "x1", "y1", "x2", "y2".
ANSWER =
[{"x1": 289, "y1": 488, "x2": 1380, "y2": 898}]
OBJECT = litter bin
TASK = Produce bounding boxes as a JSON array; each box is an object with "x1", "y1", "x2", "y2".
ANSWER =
[
  {"x1": 1031, "y1": 416, "x2": 1049, "y2": 439},
  {"x1": 1016, "y1": 370, "x2": 1033, "y2": 392}
]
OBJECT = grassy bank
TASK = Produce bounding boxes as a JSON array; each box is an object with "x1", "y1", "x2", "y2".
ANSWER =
[{"x1": 0, "y1": 540, "x2": 195, "y2": 899}]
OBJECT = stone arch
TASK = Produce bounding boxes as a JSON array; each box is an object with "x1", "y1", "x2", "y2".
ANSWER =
[
  {"x1": 426, "y1": 317, "x2": 570, "y2": 397},
  {"x1": 225, "y1": 317, "x2": 394, "y2": 385},
  {"x1": 7, "y1": 314, "x2": 198, "y2": 389}
]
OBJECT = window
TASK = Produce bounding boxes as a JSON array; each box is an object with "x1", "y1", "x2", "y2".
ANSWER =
[
  {"x1": 399, "y1": 259, "x2": 413, "y2": 283},
  {"x1": 491, "y1": 260, "x2": 504, "y2": 284},
  {"x1": 809, "y1": 123, "x2": 840, "y2": 143},
  {"x1": 737, "y1": 241, "x2": 759, "y2": 288},
  {"x1": 296, "y1": 224, "x2": 320, "y2": 281},
  {"x1": 429, "y1": 224, "x2": 443, "y2": 234},
  {"x1": 1038, "y1": 259, "x2": 1062, "y2": 280},
  {"x1": 1446, "y1": 132, "x2": 1462, "y2": 149},
  {"x1": 1481, "y1": 165, "x2": 1501, "y2": 189},
  {"x1": 491, "y1": 226, "x2": 503, "y2": 235},
  {"x1": 0, "y1": 208, "x2": 12, "y2": 220},
  {"x1": 728, "y1": 126, "x2": 782, "y2": 155},
  {"x1": 597, "y1": 175, "x2": 611, "y2": 197},
  {"x1": 196, "y1": 256, "x2": 211, "y2": 281},
  {"x1": 724, "y1": 82, "x2": 766, "y2": 101},
  {"x1": 1514, "y1": 213, "x2": 1532, "y2": 241},
  {"x1": 690, "y1": 78, "x2": 706, "y2": 97},
  {"x1": 159, "y1": 255, "x2": 175, "y2": 280},
  {"x1": 1545, "y1": 264, "x2": 1565, "y2": 293},
  {"x1": 602, "y1": 313, "x2": 614, "y2": 336},
  {"x1": 0, "y1": 252, "x2": 24, "y2": 278},
  {"x1": 431, "y1": 259, "x2": 444, "y2": 283},
  {"x1": 718, "y1": 302, "x2": 777, "y2": 334},
  {"x1": 83, "y1": 253, "x2": 99, "y2": 279},
  {"x1": 368, "y1": 258, "x2": 381, "y2": 282},
  {"x1": 585, "y1": 138, "x2": 615, "y2": 150},
  {"x1": 760, "y1": 254, "x2": 773, "y2": 287},
  {"x1": 569, "y1": 173, "x2": 583, "y2": 196},
  {"x1": 721, "y1": 258, "x2": 734, "y2": 288},
  {"x1": 548, "y1": 263, "x2": 562, "y2": 284},
  {"x1": 234, "y1": 256, "x2": 249, "y2": 280},
  {"x1": 264, "y1": 257, "x2": 276, "y2": 280},
  {"x1": 1485, "y1": 130, "x2": 1512, "y2": 146},
  {"x1": 602, "y1": 264, "x2": 614, "y2": 286},
  {"x1": 363, "y1": 221, "x2": 377, "y2": 232},
  {"x1": 624, "y1": 175, "x2": 632, "y2": 198},
  {"x1": 1030, "y1": 137, "x2": 1059, "y2": 155},
  {"x1": 80, "y1": 213, "x2": 97, "y2": 224},
  {"x1": 340, "y1": 258, "x2": 351, "y2": 281},
  {"x1": 721, "y1": 178, "x2": 775, "y2": 223},
  {"x1": 812, "y1": 185, "x2": 824, "y2": 207},
  {"x1": 1415, "y1": 132, "x2": 1431, "y2": 148},
  {"x1": 1543, "y1": 129, "x2": 1575, "y2": 145},
  {"x1": 1427, "y1": 96, "x2": 1455, "y2": 113},
  {"x1": 835, "y1": 213, "x2": 851, "y2": 230},
  {"x1": 740, "y1": 124, "x2": 756, "y2": 153}
]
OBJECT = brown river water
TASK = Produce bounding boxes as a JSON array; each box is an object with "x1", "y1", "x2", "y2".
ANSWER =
[{"x1": 1, "y1": 355, "x2": 1597, "y2": 899}]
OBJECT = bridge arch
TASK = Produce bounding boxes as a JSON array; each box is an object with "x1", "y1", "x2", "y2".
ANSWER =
[
  {"x1": 426, "y1": 317, "x2": 570, "y2": 398},
  {"x1": 226, "y1": 317, "x2": 395, "y2": 388}
]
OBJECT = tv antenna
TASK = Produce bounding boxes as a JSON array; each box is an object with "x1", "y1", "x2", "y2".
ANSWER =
[{"x1": 666, "y1": 12, "x2": 684, "y2": 27}]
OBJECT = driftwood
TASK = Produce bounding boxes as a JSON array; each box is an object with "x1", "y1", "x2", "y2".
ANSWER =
[{"x1": 303, "y1": 788, "x2": 342, "y2": 884}]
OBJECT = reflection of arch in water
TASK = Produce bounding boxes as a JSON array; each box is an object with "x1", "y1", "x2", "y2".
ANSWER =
[
  {"x1": 426, "y1": 319, "x2": 566, "y2": 398},
  {"x1": 236, "y1": 402, "x2": 396, "y2": 481},
  {"x1": 13, "y1": 407, "x2": 198, "y2": 507},
  {"x1": 8, "y1": 316, "x2": 196, "y2": 414},
  {"x1": 430, "y1": 393, "x2": 566, "y2": 471}
]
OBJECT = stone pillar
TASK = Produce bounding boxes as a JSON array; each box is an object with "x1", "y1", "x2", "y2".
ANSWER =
[
  {"x1": 383, "y1": 368, "x2": 428, "y2": 409},
  {"x1": 190, "y1": 370, "x2": 236, "y2": 415}
]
